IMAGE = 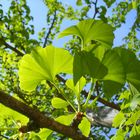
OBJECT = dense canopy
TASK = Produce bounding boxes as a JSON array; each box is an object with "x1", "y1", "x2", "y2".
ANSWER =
[{"x1": 0, "y1": 0, "x2": 140, "y2": 139}]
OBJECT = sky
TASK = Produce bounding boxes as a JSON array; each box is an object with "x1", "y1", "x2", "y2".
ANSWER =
[
  {"x1": 0, "y1": 0, "x2": 138, "y2": 47},
  {"x1": 26, "y1": 0, "x2": 137, "y2": 47},
  {"x1": 0, "y1": 0, "x2": 139, "y2": 139}
]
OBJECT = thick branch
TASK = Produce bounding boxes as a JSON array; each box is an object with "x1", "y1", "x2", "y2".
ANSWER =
[
  {"x1": 0, "y1": 90, "x2": 89, "y2": 140},
  {"x1": 43, "y1": 10, "x2": 57, "y2": 48}
]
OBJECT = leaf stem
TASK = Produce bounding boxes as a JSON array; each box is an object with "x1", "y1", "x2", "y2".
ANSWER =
[
  {"x1": 51, "y1": 82, "x2": 77, "y2": 112},
  {"x1": 83, "y1": 79, "x2": 95, "y2": 108},
  {"x1": 77, "y1": 100, "x2": 81, "y2": 112}
]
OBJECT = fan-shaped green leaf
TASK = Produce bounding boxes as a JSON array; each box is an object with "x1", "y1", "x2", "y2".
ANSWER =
[
  {"x1": 112, "y1": 111, "x2": 125, "y2": 127},
  {"x1": 73, "y1": 49, "x2": 125, "y2": 97},
  {"x1": 100, "y1": 50, "x2": 125, "y2": 83},
  {"x1": 0, "y1": 104, "x2": 28, "y2": 125},
  {"x1": 66, "y1": 77, "x2": 86, "y2": 100},
  {"x1": 128, "y1": 135, "x2": 140, "y2": 140},
  {"x1": 51, "y1": 97, "x2": 69, "y2": 109},
  {"x1": 78, "y1": 117, "x2": 91, "y2": 137},
  {"x1": 129, "y1": 84, "x2": 140, "y2": 110},
  {"x1": 58, "y1": 19, "x2": 114, "y2": 48},
  {"x1": 73, "y1": 51, "x2": 108, "y2": 84},
  {"x1": 114, "y1": 48, "x2": 140, "y2": 93},
  {"x1": 55, "y1": 114, "x2": 75, "y2": 125},
  {"x1": 19, "y1": 45, "x2": 73, "y2": 91}
]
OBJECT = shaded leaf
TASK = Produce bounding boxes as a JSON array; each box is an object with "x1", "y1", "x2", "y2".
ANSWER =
[
  {"x1": 73, "y1": 49, "x2": 125, "y2": 97},
  {"x1": 73, "y1": 51, "x2": 107, "y2": 84},
  {"x1": 114, "y1": 48, "x2": 140, "y2": 93},
  {"x1": 76, "y1": 0, "x2": 82, "y2": 6},
  {"x1": 129, "y1": 135, "x2": 140, "y2": 140},
  {"x1": 103, "y1": 0, "x2": 115, "y2": 8},
  {"x1": 103, "y1": 81, "x2": 123, "y2": 98}
]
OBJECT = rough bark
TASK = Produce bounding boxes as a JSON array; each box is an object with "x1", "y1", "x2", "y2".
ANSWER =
[{"x1": 0, "y1": 90, "x2": 89, "y2": 140}]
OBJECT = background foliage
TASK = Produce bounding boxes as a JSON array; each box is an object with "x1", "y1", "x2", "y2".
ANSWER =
[{"x1": 0, "y1": 0, "x2": 140, "y2": 139}]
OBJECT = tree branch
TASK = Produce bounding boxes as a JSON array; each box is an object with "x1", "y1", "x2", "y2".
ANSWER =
[
  {"x1": 56, "y1": 75, "x2": 120, "y2": 111},
  {"x1": 92, "y1": 0, "x2": 98, "y2": 19},
  {"x1": 4, "y1": 42, "x2": 24, "y2": 56},
  {"x1": 82, "y1": 90, "x2": 120, "y2": 111},
  {"x1": 43, "y1": 10, "x2": 57, "y2": 48},
  {"x1": 0, "y1": 90, "x2": 89, "y2": 140}
]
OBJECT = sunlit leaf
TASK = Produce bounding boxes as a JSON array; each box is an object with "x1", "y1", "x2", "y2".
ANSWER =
[
  {"x1": 55, "y1": 114, "x2": 75, "y2": 125},
  {"x1": 19, "y1": 45, "x2": 73, "y2": 91},
  {"x1": 113, "y1": 112, "x2": 125, "y2": 127},
  {"x1": 39, "y1": 128, "x2": 53, "y2": 140},
  {"x1": 58, "y1": 19, "x2": 114, "y2": 48},
  {"x1": 130, "y1": 94, "x2": 140, "y2": 111},
  {"x1": 125, "y1": 111, "x2": 140, "y2": 126},
  {"x1": 66, "y1": 77, "x2": 86, "y2": 100},
  {"x1": 119, "y1": 90, "x2": 131, "y2": 100},
  {"x1": 0, "y1": 104, "x2": 28, "y2": 125},
  {"x1": 51, "y1": 97, "x2": 69, "y2": 109},
  {"x1": 78, "y1": 117, "x2": 91, "y2": 137}
]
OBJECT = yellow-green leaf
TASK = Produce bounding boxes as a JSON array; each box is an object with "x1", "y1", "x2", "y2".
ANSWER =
[
  {"x1": 51, "y1": 97, "x2": 69, "y2": 109},
  {"x1": 19, "y1": 45, "x2": 73, "y2": 91},
  {"x1": 78, "y1": 117, "x2": 91, "y2": 137}
]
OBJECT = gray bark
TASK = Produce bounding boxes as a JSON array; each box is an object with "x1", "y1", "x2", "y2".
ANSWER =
[{"x1": 86, "y1": 106, "x2": 119, "y2": 127}]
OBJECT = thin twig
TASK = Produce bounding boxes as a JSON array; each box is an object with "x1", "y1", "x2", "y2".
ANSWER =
[
  {"x1": 0, "y1": 135, "x2": 9, "y2": 139},
  {"x1": 0, "y1": 90, "x2": 89, "y2": 140},
  {"x1": 92, "y1": 0, "x2": 98, "y2": 19},
  {"x1": 56, "y1": 75, "x2": 120, "y2": 111},
  {"x1": 4, "y1": 42, "x2": 24, "y2": 56},
  {"x1": 82, "y1": 90, "x2": 120, "y2": 111},
  {"x1": 43, "y1": 10, "x2": 57, "y2": 48}
]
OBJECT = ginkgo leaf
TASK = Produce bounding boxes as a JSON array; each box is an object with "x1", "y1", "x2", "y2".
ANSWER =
[
  {"x1": 73, "y1": 51, "x2": 108, "y2": 84},
  {"x1": 129, "y1": 135, "x2": 140, "y2": 140},
  {"x1": 73, "y1": 49, "x2": 125, "y2": 97},
  {"x1": 78, "y1": 117, "x2": 91, "y2": 137},
  {"x1": 58, "y1": 19, "x2": 114, "y2": 48},
  {"x1": 112, "y1": 111, "x2": 125, "y2": 127},
  {"x1": 55, "y1": 114, "x2": 75, "y2": 125},
  {"x1": 0, "y1": 104, "x2": 28, "y2": 125},
  {"x1": 51, "y1": 97, "x2": 69, "y2": 109},
  {"x1": 66, "y1": 77, "x2": 86, "y2": 100},
  {"x1": 103, "y1": 80, "x2": 124, "y2": 98},
  {"x1": 114, "y1": 48, "x2": 140, "y2": 93},
  {"x1": 19, "y1": 45, "x2": 73, "y2": 91},
  {"x1": 129, "y1": 84, "x2": 140, "y2": 110},
  {"x1": 100, "y1": 50, "x2": 125, "y2": 83}
]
